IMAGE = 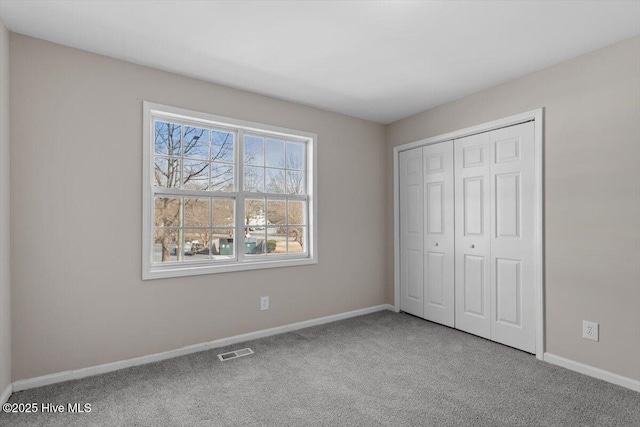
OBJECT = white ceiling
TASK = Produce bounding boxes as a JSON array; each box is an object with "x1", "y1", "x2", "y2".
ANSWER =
[{"x1": 1, "y1": 1, "x2": 639, "y2": 124}]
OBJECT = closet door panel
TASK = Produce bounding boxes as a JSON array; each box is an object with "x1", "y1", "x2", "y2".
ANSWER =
[
  {"x1": 399, "y1": 147, "x2": 424, "y2": 317},
  {"x1": 454, "y1": 133, "x2": 491, "y2": 339},
  {"x1": 425, "y1": 251, "x2": 444, "y2": 306},
  {"x1": 423, "y1": 141, "x2": 455, "y2": 327},
  {"x1": 463, "y1": 254, "x2": 485, "y2": 316},
  {"x1": 490, "y1": 122, "x2": 536, "y2": 353}
]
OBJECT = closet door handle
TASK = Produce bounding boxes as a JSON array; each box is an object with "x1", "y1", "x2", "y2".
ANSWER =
[
  {"x1": 434, "y1": 242, "x2": 439, "y2": 246},
  {"x1": 470, "y1": 244, "x2": 475, "y2": 248}
]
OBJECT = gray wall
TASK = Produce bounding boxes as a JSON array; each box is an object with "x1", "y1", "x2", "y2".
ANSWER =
[
  {"x1": 0, "y1": 19, "x2": 10, "y2": 393},
  {"x1": 9, "y1": 34, "x2": 387, "y2": 381},
  {"x1": 386, "y1": 36, "x2": 640, "y2": 380}
]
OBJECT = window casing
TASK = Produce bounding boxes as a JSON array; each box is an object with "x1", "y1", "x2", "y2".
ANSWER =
[{"x1": 143, "y1": 102, "x2": 317, "y2": 279}]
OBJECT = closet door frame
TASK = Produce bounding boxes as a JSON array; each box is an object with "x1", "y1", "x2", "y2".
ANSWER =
[{"x1": 393, "y1": 108, "x2": 544, "y2": 360}]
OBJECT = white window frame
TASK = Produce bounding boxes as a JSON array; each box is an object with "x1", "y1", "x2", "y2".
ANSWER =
[{"x1": 142, "y1": 102, "x2": 318, "y2": 280}]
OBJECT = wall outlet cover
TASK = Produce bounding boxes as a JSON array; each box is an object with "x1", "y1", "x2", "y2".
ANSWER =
[
  {"x1": 582, "y1": 320, "x2": 599, "y2": 342},
  {"x1": 260, "y1": 296, "x2": 269, "y2": 311}
]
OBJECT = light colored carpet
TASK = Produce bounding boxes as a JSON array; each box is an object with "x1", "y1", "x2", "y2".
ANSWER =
[{"x1": 1, "y1": 311, "x2": 638, "y2": 426}]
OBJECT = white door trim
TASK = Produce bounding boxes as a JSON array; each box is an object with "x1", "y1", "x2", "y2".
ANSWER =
[{"x1": 393, "y1": 108, "x2": 544, "y2": 360}]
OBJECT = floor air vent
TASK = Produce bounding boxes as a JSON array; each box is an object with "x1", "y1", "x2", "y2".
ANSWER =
[{"x1": 217, "y1": 348, "x2": 254, "y2": 361}]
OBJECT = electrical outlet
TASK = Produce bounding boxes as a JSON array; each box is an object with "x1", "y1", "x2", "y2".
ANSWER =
[
  {"x1": 260, "y1": 296, "x2": 269, "y2": 311},
  {"x1": 582, "y1": 320, "x2": 599, "y2": 342}
]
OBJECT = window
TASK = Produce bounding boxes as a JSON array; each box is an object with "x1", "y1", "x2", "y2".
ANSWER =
[{"x1": 143, "y1": 102, "x2": 317, "y2": 279}]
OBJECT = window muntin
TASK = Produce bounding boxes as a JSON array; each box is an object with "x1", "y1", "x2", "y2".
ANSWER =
[
  {"x1": 153, "y1": 196, "x2": 236, "y2": 263},
  {"x1": 243, "y1": 196, "x2": 307, "y2": 257},
  {"x1": 154, "y1": 121, "x2": 235, "y2": 192},
  {"x1": 145, "y1": 103, "x2": 315, "y2": 278},
  {"x1": 242, "y1": 134, "x2": 306, "y2": 194}
]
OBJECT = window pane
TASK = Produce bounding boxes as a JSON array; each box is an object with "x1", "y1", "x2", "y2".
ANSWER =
[
  {"x1": 154, "y1": 121, "x2": 181, "y2": 156},
  {"x1": 287, "y1": 227, "x2": 306, "y2": 253},
  {"x1": 267, "y1": 227, "x2": 286, "y2": 255},
  {"x1": 266, "y1": 200, "x2": 286, "y2": 225},
  {"x1": 244, "y1": 228, "x2": 265, "y2": 255},
  {"x1": 265, "y1": 138, "x2": 285, "y2": 168},
  {"x1": 184, "y1": 198, "x2": 210, "y2": 227},
  {"x1": 213, "y1": 199, "x2": 234, "y2": 227},
  {"x1": 245, "y1": 199, "x2": 265, "y2": 227},
  {"x1": 184, "y1": 127, "x2": 209, "y2": 159},
  {"x1": 244, "y1": 135, "x2": 264, "y2": 166},
  {"x1": 286, "y1": 142, "x2": 305, "y2": 170},
  {"x1": 286, "y1": 170, "x2": 305, "y2": 194},
  {"x1": 211, "y1": 229, "x2": 235, "y2": 259},
  {"x1": 155, "y1": 197, "x2": 181, "y2": 227},
  {"x1": 212, "y1": 130, "x2": 234, "y2": 163},
  {"x1": 265, "y1": 168, "x2": 285, "y2": 193},
  {"x1": 211, "y1": 163, "x2": 234, "y2": 192},
  {"x1": 154, "y1": 157, "x2": 181, "y2": 188},
  {"x1": 183, "y1": 160, "x2": 209, "y2": 190},
  {"x1": 154, "y1": 228, "x2": 179, "y2": 263},
  {"x1": 183, "y1": 229, "x2": 211, "y2": 261},
  {"x1": 244, "y1": 166, "x2": 264, "y2": 192},
  {"x1": 288, "y1": 200, "x2": 306, "y2": 225}
]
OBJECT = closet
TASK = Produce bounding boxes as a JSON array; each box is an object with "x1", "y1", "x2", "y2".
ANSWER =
[{"x1": 399, "y1": 121, "x2": 537, "y2": 354}]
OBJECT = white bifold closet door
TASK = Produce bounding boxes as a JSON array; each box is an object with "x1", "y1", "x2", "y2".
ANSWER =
[
  {"x1": 488, "y1": 122, "x2": 536, "y2": 353},
  {"x1": 423, "y1": 141, "x2": 455, "y2": 327},
  {"x1": 400, "y1": 143, "x2": 455, "y2": 323},
  {"x1": 454, "y1": 121, "x2": 536, "y2": 353},
  {"x1": 400, "y1": 121, "x2": 535, "y2": 354},
  {"x1": 454, "y1": 132, "x2": 492, "y2": 339},
  {"x1": 399, "y1": 147, "x2": 424, "y2": 318}
]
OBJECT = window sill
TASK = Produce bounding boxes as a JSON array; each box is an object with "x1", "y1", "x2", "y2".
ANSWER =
[{"x1": 143, "y1": 256, "x2": 317, "y2": 280}]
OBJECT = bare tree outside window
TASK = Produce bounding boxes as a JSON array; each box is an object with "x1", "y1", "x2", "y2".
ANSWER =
[{"x1": 154, "y1": 122, "x2": 236, "y2": 261}]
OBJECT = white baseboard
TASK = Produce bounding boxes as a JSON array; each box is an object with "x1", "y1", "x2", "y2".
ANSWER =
[
  {"x1": 0, "y1": 383, "x2": 12, "y2": 405},
  {"x1": 544, "y1": 352, "x2": 640, "y2": 392},
  {"x1": 12, "y1": 304, "x2": 394, "y2": 392}
]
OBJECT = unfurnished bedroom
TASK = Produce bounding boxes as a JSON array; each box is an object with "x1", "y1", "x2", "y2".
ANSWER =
[{"x1": 0, "y1": 1, "x2": 638, "y2": 426}]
